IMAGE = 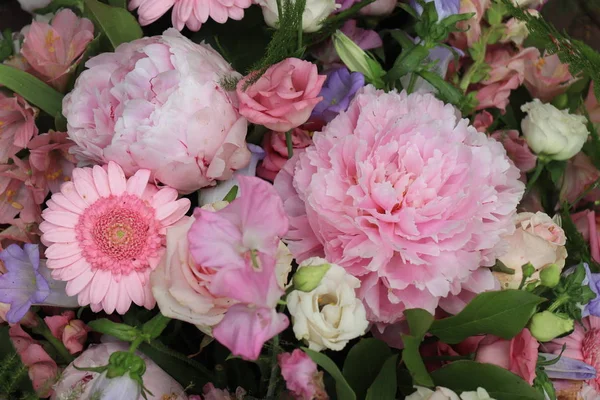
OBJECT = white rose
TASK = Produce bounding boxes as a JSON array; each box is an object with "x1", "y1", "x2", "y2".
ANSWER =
[
  {"x1": 255, "y1": 0, "x2": 338, "y2": 33},
  {"x1": 17, "y1": 0, "x2": 51, "y2": 13},
  {"x1": 287, "y1": 257, "x2": 368, "y2": 351},
  {"x1": 460, "y1": 388, "x2": 496, "y2": 400},
  {"x1": 521, "y1": 99, "x2": 589, "y2": 161},
  {"x1": 406, "y1": 386, "x2": 459, "y2": 400}
]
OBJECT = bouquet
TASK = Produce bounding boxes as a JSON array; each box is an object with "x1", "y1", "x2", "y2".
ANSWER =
[{"x1": 1, "y1": 0, "x2": 600, "y2": 398}]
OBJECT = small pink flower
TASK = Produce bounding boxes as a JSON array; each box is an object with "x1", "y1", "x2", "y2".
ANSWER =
[
  {"x1": 313, "y1": 19, "x2": 383, "y2": 66},
  {"x1": 475, "y1": 328, "x2": 539, "y2": 384},
  {"x1": 491, "y1": 130, "x2": 537, "y2": 174},
  {"x1": 0, "y1": 93, "x2": 38, "y2": 163},
  {"x1": 472, "y1": 111, "x2": 493, "y2": 133},
  {"x1": 10, "y1": 324, "x2": 58, "y2": 397},
  {"x1": 524, "y1": 52, "x2": 577, "y2": 102},
  {"x1": 572, "y1": 210, "x2": 600, "y2": 264},
  {"x1": 237, "y1": 58, "x2": 326, "y2": 132},
  {"x1": 450, "y1": 0, "x2": 491, "y2": 49},
  {"x1": 40, "y1": 161, "x2": 190, "y2": 314},
  {"x1": 44, "y1": 310, "x2": 90, "y2": 354},
  {"x1": 559, "y1": 152, "x2": 600, "y2": 205},
  {"x1": 257, "y1": 129, "x2": 313, "y2": 182},
  {"x1": 28, "y1": 131, "x2": 77, "y2": 194},
  {"x1": 359, "y1": 0, "x2": 396, "y2": 15},
  {"x1": 129, "y1": 0, "x2": 252, "y2": 31},
  {"x1": 202, "y1": 383, "x2": 246, "y2": 400},
  {"x1": 21, "y1": 9, "x2": 94, "y2": 92},
  {"x1": 585, "y1": 83, "x2": 600, "y2": 125},
  {"x1": 0, "y1": 159, "x2": 45, "y2": 225},
  {"x1": 278, "y1": 349, "x2": 328, "y2": 400},
  {"x1": 212, "y1": 304, "x2": 288, "y2": 360}
]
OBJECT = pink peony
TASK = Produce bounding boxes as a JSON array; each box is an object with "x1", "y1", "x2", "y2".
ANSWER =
[
  {"x1": 237, "y1": 58, "x2": 326, "y2": 132},
  {"x1": 472, "y1": 111, "x2": 493, "y2": 133},
  {"x1": 62, "y1": 29, "x2": 250, "y2": 194},
  {"x1": 28, "y1": 131, "x2": 77, "y2": 194},
  {"x1": 0, "y1": 93, "x2": 38, "y2": 163},
  {"x1": 257, "y1": 129, "x2": 314, "y2": 181},
  {"x1": 475, "y1": 46, "x2": 539, "y2": 112},
  {"x1": 21, "y1": 9, "x2": 94, "y2": 92},
  {"x1": 40, "y1": 161, "x2": 190, "y2": 314},
  {"x1": 491, "y1": 130, "x2": 537, "y2": 175},
  {"x1": 274, "y1": 86, "x2": 524, "y2": 325},
  {"x1": 585, "y1": 83, "x2": 600, "y2": 125},
  {"x1": 129, "y1": 0, "x2": 251, "y2": 31},
  {"x1": 559, "y1": 152, "x2": 600, "y2": 205},
  {"x1": 51, "y1": 342, "x2": 188, "y2": 399},
  {"x1": 279, "y1": 349, "x2": 328, "y2": 400},
  {"x1": 475, "y1": 328, "x2": 539, "y2": 384},
  {"x1": 10, "y1": 324, "x2": 58, "y2": 397},
  {"x1": 546, "y1": 316, "x2": 600, "y2": 393},
  {"x1": 44, "y1": 310, "x2": 89, "y2": 354},
  {"x1": 524, "y1": 52, "x2": 577, "y2": 102}
]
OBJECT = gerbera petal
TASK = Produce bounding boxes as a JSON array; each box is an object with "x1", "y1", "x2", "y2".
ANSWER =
[
  {"x1": 126, "y1": 169, "x2": 151, "y2": 197},
  {"x1": 124, "y1": 273, "x2": 145, "y2": 306},
  {"x1": 107, "y1": 162, "x2": 127, "y2": 196},
  {"x1": 65, "y1": 268, "x2": 95, "y2": 297},
  {"x1": 73, "y1": 169, "x2": 100, "y2": 205},
  {"x1": 116, "y1": 281, "x2": 132, "y2": 314},
  {"x1": 157, "y1": 198, "x2": 190, "y2": 226},
  {"x1": 42, "y1": 228, "x2": 78, "y2": 243},
  {"x1": 150, "y1": 188, "x2": 178, "y2": 208},
  {"x1": 78, "y1": 284, "x2": 91, "y2": 306},
  {"x1": 45, "y1": 242, "x2": 82, "y2": 260},
  {"x1": 47, "y1": 253, "x2": 83, "y2": 269},
  {"x1": 92, "y1": 165, "x2": 112, "y2": 198},
  {"x1": 90, "y1": 269, "x2": 112, "y2": 304},
  {"x1": 102, "y1": 279, "x2": 117, "y2": 314},
  {"x1": 54, "y1": 258, "x2": 90, "y2": 281},
  {"x1": 50, "y1": 193, "x2": 84, "y2": 215},
  {"x1": 42, "y1": 211, "x2": 80, "y2": 228},
  {"x1": 61, "y1": 182, "x2": 89, "y2": 211}
]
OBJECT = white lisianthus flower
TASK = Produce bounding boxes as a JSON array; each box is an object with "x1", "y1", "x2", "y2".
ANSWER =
[
  {"x1": 521, "y1": 99, "x2": 589, "y2": 161},
  {"x1": 460, "y1": 388, "x2": 496, "y2": 400},
  {"x1": 16, "y1": 0, "x2": 51, "y2": 13},
  {"x1": 88, "y1": 372, "x2": 141, "y2": 400},
  {"x1": 286, "y1": 257, "x2": 368, "y2": 351},
  {"x1": 255, "y1": 0, "x2": 338, "y2": 33}
]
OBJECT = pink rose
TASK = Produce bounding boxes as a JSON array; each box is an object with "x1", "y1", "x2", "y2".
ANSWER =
[
  {"x1": 491, "y1": 130, "x2": 537, "y2": 174},
  {"x1": 278, "y1": 349, "x2": 328, "y2": 400},
  {"x1": 10, "y1": 324, "x2": 58, "y2": 397},
  {"x1": 27, "y1": 131, "x2": 77, "y2": 194},
  {"x1": 0, "y1": 93, "x2": 38, "y2": 164},
  {"x1": 21, "y1": 9, "x2": 94, "y2": 92},
  {"x1": 44, "y1": 311, "x2": 90, "y2": 354},
  {"x1": 257, "y1": 129, "x2": 313, "y2": 181},
  {"x1": 524, "y1": 52, "x2": 577, "y2": 102},
  {"x1": 473, "y1": 111, "x2": 493, "y2": 133},
  {"x1": 559, "y1": 152, "x2": 600, "y2": 205},
  {"x1": 475, "y1": 329, "x2": 539, "y2": 384},
  {"x1": 237, "y1": 58, "x2": 326, "y2": 132},
  {"x1": 585, "y1": 83, "x2": 600, "y2": 125}
]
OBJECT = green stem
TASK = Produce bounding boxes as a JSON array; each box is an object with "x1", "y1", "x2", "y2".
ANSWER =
[
  {"x1": 406, "y1": 73, "x2": 418, "y2": 94},
  {"x1": 526, "y1": 160, "x2": 545, "y2": 193},
  {"x1": 129, "y1": 336, "x2": 146, "y2": 353},
  {"x1": 547, "y1": 295, "x2": 570, "y2": 313},
  {"x1": 32, "y1": 317, "x2": 74, "y2": 364},
  {"x1": 266, "y1": 335, "x2": 281, "y2": 399},
  {"x1": 285, "y1": 130, "x2": 293, "y2": 159}
]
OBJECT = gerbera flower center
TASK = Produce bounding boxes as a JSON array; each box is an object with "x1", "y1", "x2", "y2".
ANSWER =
[{"x1": 76, "y1": 194, "x2": 162, "y2": 275}]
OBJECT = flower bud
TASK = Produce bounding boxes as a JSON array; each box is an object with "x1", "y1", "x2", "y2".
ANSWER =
[
  {"x1": 293, "y1": 258, "x2": 332, "y2": 292},
  {"x1": 333, "y1": 30, "x2": 385, "y2": 89},
  {"x1": 522, "y1": 262, "x2": 536, "y2": 279},
  {"x1": 540, "y1": 263, "x2": 561, "y2": 288},
  {"x1": 529, "y1": 311, "x2": 574, "y2": 342},
  {"x1": 551, "y1": 92, "x2": 569, "y2": 110}
]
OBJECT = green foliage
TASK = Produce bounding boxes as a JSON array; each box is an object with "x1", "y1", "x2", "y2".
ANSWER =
[
  {"x1": 401, "y1": 308, "x2": 435, "y2": 387},
  {"x1": 560, "y1": 207, "x2": 600, "y2": 269},
  {"x1": 0, "y1": 29, "x2": 13, "y2": 62},
  {"x1": 34, "y1": 0, "x2": 84, "y2": 15},
  {"x1": 365, "y1": 355, "x2": 398, "y2": 400},
  {"x1": 83, "y1": 0, "x2": 143, "y2": 49},
  {"x1": 543, "y1": 263, "x2": 597, "y2": 321},
  {"x1": 431, "y1": 361, "x2": 544, "y2": 400},
  {"x1": 342, "y1": 338, "x2": 391, "y2": 399},
  {"x1": 302, "y1": 347, "x2": 356, "y2": 400},
  {"x1": 428, "y1": 290, "x2": 544, "y2": 343},
  {"x1": 305, "y1": 0, "x2": 376, "y2": 46},
  {"x1": 0, "y1": 326, "x2": 37, "y2": 399},
  {"x1": 88, "y1": 318, "x2": 140, "y2": 341}
]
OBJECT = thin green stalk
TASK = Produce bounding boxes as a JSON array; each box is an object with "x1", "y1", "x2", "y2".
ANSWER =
[
  {"x1": 266, "y1": 335, "x2": 281, "y2": 399},
  {"x1": 526, "y1": 161, "x2": 545, "y2": 193},
  {"x1": 285, "y1": 130, "x2": 294, "y2": 159},
  {"x1": 406, "y1": 73, "x2": 418, "y2": 94},
  {"x1": 547, "y1": 295, "x2": 569, "y2": 313},
  {"x1": 32, "y1": 318, "x2": 74, "y2": 364}
]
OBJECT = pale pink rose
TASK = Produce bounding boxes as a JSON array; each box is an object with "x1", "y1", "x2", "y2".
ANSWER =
[
  {"x1": 44, "y1": 311, "x2": 89, "y2": 354},
  {"x1": 475, "y1": 328, "x2": 539, "y2": 384},
  {"x1": 475, "y1": 46, "x2": 539, "y2": 112},
  {"x1": 451, "y1": 0, "x2": 491, "y2": 49},
  {"x1": 360, "y1": 0, "x2": 396, "y2": 15},
  {"x1": 51, "y1": 342, "x2": 188, "y2": 400},
  {"x1": 559, "y1": 152, "x2": 600, "y2": 205},
  {"x1": 279, "y1": 349, "x2": 328, "y2": 400},
  {"x1": 202, "y1": 383, "x2": 246, "y2": 400},
  {"x1": 0, "y1": 93, "x2": 38, "y2": 163},
  {"x1": 524, "y1": 52, "x2": 577, "y2": 102},
  {"x1": 491, "y1": 130, "x2": 537, "y2": 174},
  {"x1": 10, "y1": 324, "x2": 58, "y2": 397},
  {"x1": 21, "y1": 9, "x2": 94, "y2": 92},
  {"x1": 237, "y1": 58, "x2": 326, "y2": 132},
  {"x1": 63, "y1": 29, "x2": 250, "y2": 194},
  {"x1": 472, "y1": 111, "x2": 493, "y2": 133},
  {"x1": 313, "y1": 19, "x2": 383, "y2": 66},
  {"x1": 0, "y1": 159, "x2": 45, "y2": 225},
  {"x1": 129, "y1": 0, "x2": 252, "y2": 31},
  {"x1": 257, "y1": 129, "x2": 313, "y2": 181},
  {"x1": 585, "y1": 83, "x2": 600, "y2": 125},
  {"x1": 28, "y1": 131, "x2": 77, "y2": 194},
  {"x1": 274, "y1": 86, "x2": 524, "y2": 325},
  {"x1": 494, "y1": 211, "x2": 566, "y2": 289}
]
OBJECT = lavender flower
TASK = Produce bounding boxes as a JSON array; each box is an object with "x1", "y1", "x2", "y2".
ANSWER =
[
  {"x1": 0, "y1": 244, "x2": 78, "y2": 323},
  {"x1": 540, "y1": 353, "x2": 597, "y2": 380},
  {"x1": 401, "y1": 44, "x2": 462, "y2": 94},
  {"x1": 311, "y1": 67, "x2": 365, "y2": 123},
  {"x1": 410, "y1": 0, "x2": 460, "y2": 21},
  {"x1": 582, "y1": 263, "x2": 600, "y2": 317}
]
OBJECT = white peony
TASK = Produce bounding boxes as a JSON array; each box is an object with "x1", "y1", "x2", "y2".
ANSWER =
[
  {"x1": 286, "y1": 257, "x2": 368, "y2": 351},
  {"x1": 254, "y1": 0, "x2": 338, "y2": 33},
  {"x1": 521, "y1": 99, "x2": 589, "y2": 161}
]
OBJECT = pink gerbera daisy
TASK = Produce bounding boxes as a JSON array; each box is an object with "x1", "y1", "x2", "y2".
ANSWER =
[{"x1": 40, "y1": 162, "x2": 190, "y2": 314}]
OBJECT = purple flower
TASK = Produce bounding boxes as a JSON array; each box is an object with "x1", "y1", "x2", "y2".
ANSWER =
[
  {"x1": 410, "y1": 0, "x2": 460, "y2": 21},
  {"x1": 540, "y1": 353, "x2": 597, "y2": 380},
  {"x1": 582, "y1": 263, "x2": 600, "y2": 317},
  {"x1": 311, "y1": 67, "x2": 365, "y2": 123},
  {"x1": 0, "y1": 244, "x2": 78, "y2": 323}
]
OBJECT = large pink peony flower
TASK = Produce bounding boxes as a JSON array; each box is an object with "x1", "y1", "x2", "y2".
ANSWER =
[
  {"x1": 62, "y1": 29, "x2": 250, "y2": 194},
  {"x1": 40, "y1": 162, "x2": 190, "y2": 314},
  {"x1": 274, "y1": 86, "x2": 524, "y2": 325}
]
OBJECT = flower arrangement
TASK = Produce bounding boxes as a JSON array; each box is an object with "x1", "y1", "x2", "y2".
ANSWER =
[{"x1": 1, "y1": 0, "x2": 600, "y2": 398}]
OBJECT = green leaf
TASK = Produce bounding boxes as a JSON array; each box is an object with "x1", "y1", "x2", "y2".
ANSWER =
[
  {"x1": 546, "y1": 160, "x2": 566, "y2": 186},
  {"x1": 387, "y1": 44, "x2": 429, "y2": 82},
  {"x1": 342, "y1": 338, "x2": 391, "y2": 399},
  {"x1": 0, "y1": 65, "x2": 64, "y2": 117},
  {"x1": 429, "y1": 290, "x2": 544, "y2": 344},
  {"x1": 107, "y1": 0, "x2": 126, "y2": 7},
  {"x1": 431, "y1": 361, "x2": 544, "y2": 400},
  {"x1": 83, "y1": 0, "x2": 142, "y2": 49},
  {"x1": 222, "y1": 185, "x2": 238, "y2": 202},
  {"x1": 417, "y1": 70, "x2": 465, "y2": 107},
  {"x1": 401, "y1": 308, "x2": 435, "y2": 387},
  {"x1": 366, "y1": 355, "x2": 398, "y2": 400},
  {"x1": 141, "y1": 314, "x2": 171, "y2": 340},
  {"x1": 302, "y1": 347, "x2": 356, "y2": 400}
]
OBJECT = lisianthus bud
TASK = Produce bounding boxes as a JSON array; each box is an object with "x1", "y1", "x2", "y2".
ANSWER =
[
  {"x1": 539, "y1": 264, "x2": 561, "y2": 288},
  {"x1": 521, "y1": 99, "x2": 589, "y2": 161},
  {"x1": 529, "y1": 311, "x2": 574, "y2": 342},
  {"x1": 292, "y1": 257, "x2": 332, "y2": 292},
  {"x1": 333, "y1": 30, "x2": 385, "y2": 88}
]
